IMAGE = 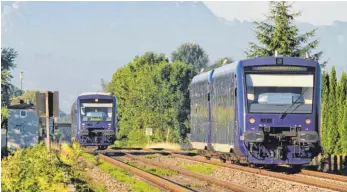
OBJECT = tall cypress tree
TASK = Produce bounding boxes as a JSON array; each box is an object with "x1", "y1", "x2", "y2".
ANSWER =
[
  {"x1": 326, "y1": 66, "x2": 338, "y2": 154},
  {"x1": 335, "y1": 72, "x2": 347, "y2": 154},
  {"x1": 245, "y1": 1, "x2": 326, "y2": 67},
  {"x1": 342, "y1": 99, "x2": 347, "y2": 155},
  {"x1": 321, "y1": 71, "x2": 330, "y2": 152}
]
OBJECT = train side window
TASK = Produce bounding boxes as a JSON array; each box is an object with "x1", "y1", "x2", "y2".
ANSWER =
[
  {"x1": 235, "y1": 88, "x2": 237, "y2": 97},
  {"x1": 208, "y1": 93, "x2": 210, "y2": 101}
]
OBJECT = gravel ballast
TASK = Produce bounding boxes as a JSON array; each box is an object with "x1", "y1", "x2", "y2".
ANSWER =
[
  {"x1": 79, "y1": 157, "x2": 131, "y2": 192},
  {"x1": 116, "y1": 156, "x2": 232, "y2": 192},
  {"x1": 148, "y1": 155, "x2": 337, "y2": 192}
]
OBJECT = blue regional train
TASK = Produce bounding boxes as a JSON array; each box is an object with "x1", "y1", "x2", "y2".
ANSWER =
[
  {"x1": 190, "y1": 56, "x2": 322, "y2": 166},
  {"x1": 71, "y1": 92, "x2": 117, "y2": 149}
]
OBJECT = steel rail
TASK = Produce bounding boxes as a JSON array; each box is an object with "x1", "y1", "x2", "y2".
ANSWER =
[
  {"x1": 300, "y1": 169, "x2": 347, "y2": 183},
  {"x1": 98, "y1": 154, "x2": 192, "y2": 192},
  {"x1": 150, "y1": 150, "x2": 347, "y2": 192},
  {"x1": 158, "y1": 149, "x2": 347, "y2": 183},
  {"x1": 123, "y1": 152, "x2": 259, "y2": 192}
]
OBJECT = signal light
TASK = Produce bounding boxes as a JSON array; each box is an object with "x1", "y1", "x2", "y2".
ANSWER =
[{"x1": 249, "y1": 117, "x2": 255, "y2": 124}]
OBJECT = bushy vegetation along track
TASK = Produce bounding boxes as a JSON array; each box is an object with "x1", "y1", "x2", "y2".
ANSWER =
[{"x1": 144, "y1": 149, "x2": 347, "y2": 192}]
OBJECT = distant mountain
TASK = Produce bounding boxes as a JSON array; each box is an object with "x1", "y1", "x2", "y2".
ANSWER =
[
  {"x1": 2, "y1": 2, "x2": 346, "y2": 112},
  {"x1": 59, "y1": 110, "x2": 67, "y2": 118}
]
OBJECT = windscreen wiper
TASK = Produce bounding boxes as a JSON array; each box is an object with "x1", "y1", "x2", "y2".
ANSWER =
[{"x1": 280, "y1": 87, "x2": 309, "y2": 119}]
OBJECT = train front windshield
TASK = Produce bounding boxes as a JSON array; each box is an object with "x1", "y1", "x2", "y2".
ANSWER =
[
  {"x1": 80, "y1": 99, "x2": 113, "y2": 121},
  {"x1": 245, "y1": 68, "x2": 315, "y2": 114}
]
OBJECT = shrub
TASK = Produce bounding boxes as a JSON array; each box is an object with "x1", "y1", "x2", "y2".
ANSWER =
[{"x1": 1, "y1": 143, "x2": 69, "y2": 192}]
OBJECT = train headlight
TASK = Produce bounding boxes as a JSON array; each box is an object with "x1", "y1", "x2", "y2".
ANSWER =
[
  {"x1": 249, "y1": 117, "x2": 255, "y2": 124},
  {"x1": 82, "y1": 123, "x2": 85, "y2": 126},
  {"x1": 305, "y1": 118, "x2": 311, "y2": 125}
]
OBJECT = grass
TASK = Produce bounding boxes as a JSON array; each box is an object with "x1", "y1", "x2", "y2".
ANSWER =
[
  {"x1": 144, "y1": 167, "x2": 178, "y2": 176},
  {"x1": 82, "y1": 153, "x2": 99, "y2": 164},
  {"x1": 83, "y1": 153, "x2": 161, "y2": 192},
  {"x1": 74, "y1": 174, "x2": 106, "y2": 192},
  {"x1": 125, "y1": 158, "x2": 178, "y2": 177},
  {"x1": 59, "y1": 144, "x2": 105, "y2": 192},
  {"x1": 183, "y1": 163, "x2": 218, "y2": 174},
  {"x1": 127, "y1": 161, "x2": 138, "y2": 167},
  {"x1": 144, "y1": 154, "x2": 160, "y2": 159},
  {"x1": 99, "y1": 161, "x2": 161, "y2": 192}
]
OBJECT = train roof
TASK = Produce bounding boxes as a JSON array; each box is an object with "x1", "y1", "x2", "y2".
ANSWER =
[
  {"x1": 191, "y1": 56, "x2": 320, "y2": 85},
  {"x1": 240, "y1": 56, "x2": 320, "y2": 67},
  {"x1": 212, "y1": 63, "x2": 237, "y2": 78},
  {"x1": 79, "y1": 92, "x2": 112, "y2": 96},
  {"x1": 191, "y1": 71, "x2": 211, "y2": 84}
]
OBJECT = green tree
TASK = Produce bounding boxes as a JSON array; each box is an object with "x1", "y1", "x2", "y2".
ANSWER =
[
  {"x1": 326, "y1": 66, "x2": 338, "y2": 154},
  {"x1": 321, "y1": 71, "x2": 330, "y2": 152},
  {"x1": 109, "y1": 52, "x2": 195, "y2": 146},
  {"x1": 245, "y1": 1, "x2": 325, "y2": 67},
  {"x1": 1, "y1": 47, "x2": 18, "y2": 106},
  {"x1": 1, "y1": 107, "x2": 8, "y2": 129},
  {"x1": 138, "y1": 52, "x2": 168, "y2": 65},
  {"x1": 171, "y1": 42, "x2": 209, "y2": 73},
  {"x1": 1, "y1": 47, "x2": 18, "y2": 70},
  {"x1": 10, "y1": 90, "x2": 40, "y2": 105},
  {"x1": 335, "y1": 72, "x2": 347, "y2": 154},
  {"x1": 341, "y1": 99, "x2": 347, "y2": 155}
]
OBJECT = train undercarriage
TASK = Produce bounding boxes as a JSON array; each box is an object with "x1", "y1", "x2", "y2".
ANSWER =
[
  {"x1": 74, "y1": 129, "x2": 116, "y2": 150},
  {"x1": 197, "y1": 127, "x2": 321, "y2": 169}
]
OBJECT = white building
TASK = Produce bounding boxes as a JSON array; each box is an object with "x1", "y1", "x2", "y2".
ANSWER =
[{"x1": 7, "y1": 102, "x2": 39, "y2": 150}]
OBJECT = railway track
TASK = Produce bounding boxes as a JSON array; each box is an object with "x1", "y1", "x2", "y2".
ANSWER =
[
  {"x1": 86, "y1": 148, "x2": 258, "y2": 192},
  {"x1": 98, "y1": 154, "x2": 191, "y2": 192},
  {"x1": 142, "y1": 149, "x2": 347, "y2": 192},
  {"x1": 147, "y1": 148, "x2": 347, "y2": 181},
  {"x1": 120, "y1": 152, "x2": 259, "y2": 192},
  {"x1": 83, "y1": 147, "x2": 347, "y2": 191}
]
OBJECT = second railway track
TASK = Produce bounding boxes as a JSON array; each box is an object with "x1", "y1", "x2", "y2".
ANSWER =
[{"x1": 142, "y1": 149, "x2": 347, "y2": 192}]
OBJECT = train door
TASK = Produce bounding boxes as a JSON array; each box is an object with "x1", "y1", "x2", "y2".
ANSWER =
[
  {"x1": 206, "y1": 82, "x2": 213, "y2": 150},
  {"x1": 234, "y1": 74, "x2": 238, "y2": 145}
]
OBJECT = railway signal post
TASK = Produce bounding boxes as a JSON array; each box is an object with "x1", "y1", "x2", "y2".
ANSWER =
[{"x1": 36, "y1": 91, "x2": 59, "y2": 151}]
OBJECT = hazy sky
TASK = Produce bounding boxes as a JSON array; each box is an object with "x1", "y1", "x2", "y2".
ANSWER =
[
  {"x1": 2, "y1": 1, "x2": 347, "y2": 112},
  {"x1": 2, "y1": 1, "x2": 347, "y2": 27},
  {"x1": 204, "y1": 1, "x2": 347, "y2": 25}
]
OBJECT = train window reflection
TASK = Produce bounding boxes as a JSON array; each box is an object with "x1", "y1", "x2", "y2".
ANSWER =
[{"x1": 246, "y1": 74, "x2": 314, "y2": 114}]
